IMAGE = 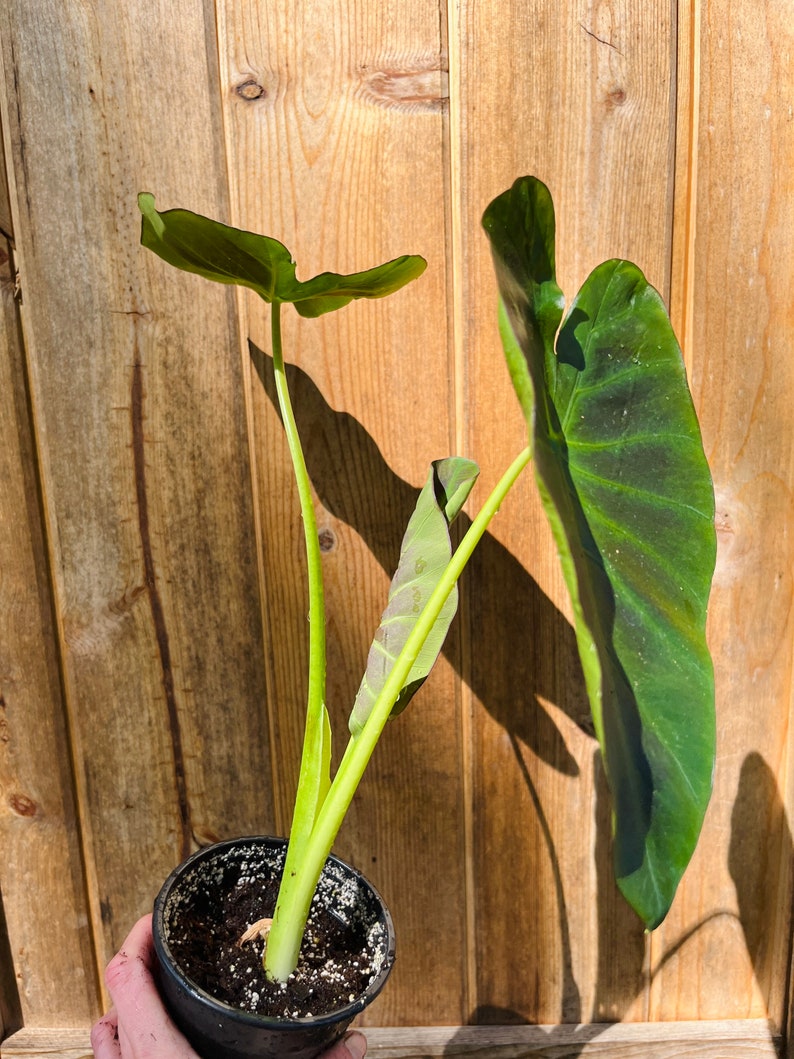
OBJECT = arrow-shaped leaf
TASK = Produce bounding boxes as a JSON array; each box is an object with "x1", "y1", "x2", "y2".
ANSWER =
[
  {"x1": 483, "y1": 176, "x2": 716, "y2": 929},
  {"x1": 349, "y1": 457, "x2": 479, "y2": 737},
  {"x1": 139, "y1": 194, "x2": 426, "y2": 317}
]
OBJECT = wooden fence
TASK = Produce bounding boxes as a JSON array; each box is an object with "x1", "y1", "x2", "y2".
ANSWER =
[{"x1": 1, "y1": 0, "x2": 792, "y2": 1055}]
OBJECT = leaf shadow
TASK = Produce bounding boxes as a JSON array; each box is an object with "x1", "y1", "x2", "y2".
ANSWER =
[
  {"x1": 442, "y1": 744, "x2": 644, "y2": 1052},
  {"x1": 250, "y1": 341, "x2": 591, "y2": 777},
  {"x1": 729, "y1": 751, "x2": 793, "y2": 1015},
  {"x1": 440, "y1": 1017, "x2": 612, "y2": 1056}
]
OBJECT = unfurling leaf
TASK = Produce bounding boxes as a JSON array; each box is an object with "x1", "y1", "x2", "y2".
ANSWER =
[{"x1": 349, "y1": 457, "x2": 479, "y2": 737}]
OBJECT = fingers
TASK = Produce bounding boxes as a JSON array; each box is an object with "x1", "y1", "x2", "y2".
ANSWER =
[
  {"x1": 324, "y1": 1031, "x2": 367, "y2": 1059},
  {"x1": 90, "y1": 1007, "x2": 120, "y2": 1059},
  {"x1": 104, "y1": 915, "x2": 198, "y2": 1058},
  {"x1": 106, "y1": 913, "x2": 156, "y2": 975}
]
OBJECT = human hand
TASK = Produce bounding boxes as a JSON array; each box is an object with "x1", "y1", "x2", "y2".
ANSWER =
[{"x1": 91, "y1": 914, "x2": 367, "y2": 1059}]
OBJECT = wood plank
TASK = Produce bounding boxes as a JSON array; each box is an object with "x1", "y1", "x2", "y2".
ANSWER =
[
  {"x1": 0, "y1": 110, "x2": 12, "y2": 244},
  {"x1": 364, "y1": 1020, "x2": 781, "y2": 1056},
  {"x1": 0, "y1": 0, "x2": 272, "y2": 982},
  {"x1": 365, "y1": 1021, "x2": 781, "y2": 1057},
  {"x1": 0, "y1": 118, "x2": 20, "y2": 1044},
  {"x1": 0, "y1": 1028, "x2": 93, "y2": 1059},
  {"x1": 214, "y1": 0, "x2": 464, "y2": 1026},
  {"x1": 451, "y1": 0, "x2": 681, "y2": 1024},
  {"x1": 649, "y1": 0, "x2": 794, "y2": 1025},
  {"x1": 0, "y1": 1021, "x2": 781, "y2": 1059},
  {"x1": 0, "y1": 112, "x2": 98, "y2": 1025}
]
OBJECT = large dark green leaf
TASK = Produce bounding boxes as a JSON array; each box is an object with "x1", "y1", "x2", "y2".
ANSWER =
[
  {"x1": 483, "y1": 176, "x2": 716, "y2": 929},
  {"x1": 138, "y1": 193, "x2": 426, "y2": 317},
  {"x1": 349, "y1": 457, "x2": 479, "y2": 737}
]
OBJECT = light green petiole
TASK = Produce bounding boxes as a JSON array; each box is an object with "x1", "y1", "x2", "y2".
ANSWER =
[{"x1": 265, "y1": 303, "x2": 332, "y2": 981}]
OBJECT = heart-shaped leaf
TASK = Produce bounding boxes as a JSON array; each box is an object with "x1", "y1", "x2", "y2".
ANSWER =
[
  {"x1": 483, "y1": 176, "x2": 716, "y2": 929},
  {"x1": 349, "y1": 457, "x2": 479, "y2": 737},
  {"x1": 138, "y1": 193, "x2": 426, "y2": 317}
]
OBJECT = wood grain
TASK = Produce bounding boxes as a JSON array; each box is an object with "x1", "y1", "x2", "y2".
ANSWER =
[
  {"x1": 649, "y1": 0, "x2": 794, "y2": 1026},
  {"x1": 0, "y1": 0, "x2": 272, "y2": 986},
  {"x1": 0, "y1": 1028, "x2": 94, "y2": 1059},
  {"x1": 0, "y1": 114, "x2": 98, "y2": 1025},
  {"x1": 452, "y1": 0, "x2": 680, "y2": 1024},
  {"x1": 215, "y1": 0, "x2": 465, "y2": 1025},
  {"x1": 0, "y1": 1021, "x2": 781, "y2": 1058},
  {"x1": 364, "y1": 1020, "x2": 781, "y2": 1056}
]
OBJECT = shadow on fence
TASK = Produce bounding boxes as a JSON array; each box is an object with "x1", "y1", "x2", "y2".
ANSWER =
[{"x1": 250, "y1": 342, "x2": 589, "y2": 776}]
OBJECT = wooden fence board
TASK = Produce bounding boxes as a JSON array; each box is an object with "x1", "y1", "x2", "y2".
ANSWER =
[
  {"x1": 214, "y1": 0, "x2": 465, "y2": 1026},
  {"x1": 0, "y1": 0, "x2": 272, "y2": 988},
  {"x1": 364, "y1": 1020, "x2": 782, "y2": 1056},
  {"x1": 0, "y1": 107, "x2": 98, "y2": 1027},
  {"x1": 0, "y1": 1029, "x2": 94, "y2": 1059},
  {"x1": 0, "y1": 1021, "x2": 782, "y2": 1059},
  {"x1": 648, "y1": 0, "x2": 794, "y2": 1027},
  {"x1": 452, "y1": 0, "x2": 682, "y2": 1025}
]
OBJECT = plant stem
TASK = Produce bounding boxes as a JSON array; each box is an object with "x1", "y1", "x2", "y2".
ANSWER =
[
  {"x1": 269, "y1": 302, "x2": 329, "y2": 897},
  {"x1": 264, "y1": 444, "x2": 532, "y2": 981}
]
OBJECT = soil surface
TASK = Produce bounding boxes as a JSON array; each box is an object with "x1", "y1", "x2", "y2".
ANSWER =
[{"x1": 165, "y1": 866, "x2": 377, "y2": 1019}]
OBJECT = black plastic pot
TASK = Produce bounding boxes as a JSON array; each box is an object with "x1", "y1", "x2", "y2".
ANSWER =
[{"x1": 152, "y1": 836, "x2": 395, "y2": 1059}]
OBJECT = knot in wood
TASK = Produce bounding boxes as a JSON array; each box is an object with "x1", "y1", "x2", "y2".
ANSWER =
[
  {"x1": 236, "y1": 79, "x2": 266, "y2": 101},
  {"x1": 318, "y1": 527, "x2": 337, "y2": 553},
  {"x1": 9, "y1": 792, "x2": 38, "y2": 817}
]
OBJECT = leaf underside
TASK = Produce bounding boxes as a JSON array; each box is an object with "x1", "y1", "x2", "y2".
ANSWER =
[
  {"x1": 349, "y1": 457, "x2": 479, "y2": 737},
  {"x1": 483, "y1": 176, "x2": 716, "y2": 929},
  {"x1": 138, "y1": 193, "x2": 426, "y2": 317}
]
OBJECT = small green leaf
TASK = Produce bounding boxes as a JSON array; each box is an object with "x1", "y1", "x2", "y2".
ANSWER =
[
  {"x1": 483, "y1": 176, "x2": 716, "y2": 929},
  {"x1": 138, "y1": 193, "x2": 426, "y2": 316},
  {"x1": 349, "y1": 457, "x2": 479, "y2": 737}
]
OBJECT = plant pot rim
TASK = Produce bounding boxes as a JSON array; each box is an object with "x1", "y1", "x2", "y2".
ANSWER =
[{"x1": 153, "y1": 834, "x2": 396, "y2": 1030}]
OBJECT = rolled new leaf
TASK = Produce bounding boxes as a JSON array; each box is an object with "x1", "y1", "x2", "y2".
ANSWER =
[
  {"x1": 349, "y1": 457, "x2": 479, "y2": 737},
  {"x1": 483, "y1": 176, "x2": 716, "y2": 929},
  {"x1": 138, "y1": 194, "x2": 426, "y2": 317}
]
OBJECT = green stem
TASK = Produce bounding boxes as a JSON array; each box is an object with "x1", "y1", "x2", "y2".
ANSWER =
[
  {"x1": 269, "y1": 302, "x2": 328, "y2": 910},
  {"x1": 264, "y1": 445, "x2": 532, "y2": 981}
]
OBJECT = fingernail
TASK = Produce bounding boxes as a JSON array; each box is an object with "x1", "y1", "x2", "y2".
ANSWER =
[{"x1": 344, "y1": 1030, "x2": 367, "y2": 1059}]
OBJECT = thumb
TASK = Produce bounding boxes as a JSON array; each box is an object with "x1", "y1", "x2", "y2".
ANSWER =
[{"x1": 337, "y1": 1031, "x2": 367, "y2": 1059}]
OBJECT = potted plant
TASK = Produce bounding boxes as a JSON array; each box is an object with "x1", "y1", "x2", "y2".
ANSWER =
[{"x1": 137, "y1": 175, "x2": 716, "y2": 1058}]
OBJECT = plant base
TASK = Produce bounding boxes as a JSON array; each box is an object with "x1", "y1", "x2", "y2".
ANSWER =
[{"x1": 153, "y1": 837, "x2": 395, "y2": 1059}]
